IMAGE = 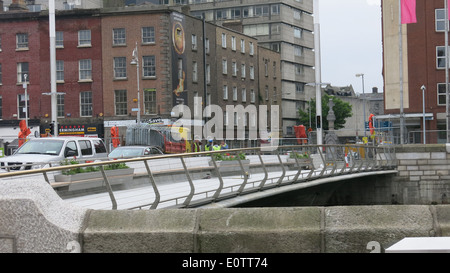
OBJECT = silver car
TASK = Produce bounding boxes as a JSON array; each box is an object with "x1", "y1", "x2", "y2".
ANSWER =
[
  {"x1": 0, "y1": 137, "x2": 107, "y2": 171},
  {"x1": 108, "y1": 145, "x2": 163, "y2": 160}
]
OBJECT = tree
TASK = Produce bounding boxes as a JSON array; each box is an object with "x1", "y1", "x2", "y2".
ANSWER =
[{"x1": 298, "y1": 94, "x2": 352, "y2": 131}]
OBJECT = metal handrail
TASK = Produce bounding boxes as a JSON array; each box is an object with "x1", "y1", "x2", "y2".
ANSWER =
[{"x1": 0, "y1": 144, "x2": 397, "y2": 210}]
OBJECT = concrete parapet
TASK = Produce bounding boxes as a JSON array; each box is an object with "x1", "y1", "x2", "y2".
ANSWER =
[
  {"x1": 2, "y1": 178, "x2": 450, "y2": 253},
  {"x1": 0, "y1": 178, "x2": 87, "y2": 253}
]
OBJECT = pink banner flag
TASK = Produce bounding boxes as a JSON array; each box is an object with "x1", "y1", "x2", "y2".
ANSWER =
[{"x1": 401, "y1": 0, "x2": 416, "y2": 24}]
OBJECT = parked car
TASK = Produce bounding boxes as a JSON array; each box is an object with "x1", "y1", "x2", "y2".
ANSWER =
[
  {"x1": 108, "y1": 145, "x2": 164, "y2": 160},
  {"x1": 0, "y1": 137, "x2": 108, "y2": 171}
]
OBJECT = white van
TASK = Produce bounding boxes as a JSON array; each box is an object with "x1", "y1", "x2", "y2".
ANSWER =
[{"x1": 0, "y1": 137, "x2": 107, "y2": 171}]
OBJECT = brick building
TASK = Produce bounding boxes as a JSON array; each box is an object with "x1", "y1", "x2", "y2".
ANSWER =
[
  {"x1": 382, "y1": 0, "x2": 450, "y2": 144},
  {"x1": 0, "y1": 4, "x2": 281, "y2": 151}
]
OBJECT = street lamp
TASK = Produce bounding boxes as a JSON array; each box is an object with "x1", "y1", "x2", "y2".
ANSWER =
[
  {"x1": 130, "y1": 42, "x2": 141, "y2": 125},
  {"x1": 356, "y1": 73, "x2": 366, "y2": 137},
  {"x1": 421, "y1": 85, "x2": 426, "y2": 144}
]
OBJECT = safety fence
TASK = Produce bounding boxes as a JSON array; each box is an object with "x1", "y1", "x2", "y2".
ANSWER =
[{"x1": 0, "y1": 144, "x2": 397, "y2": 210}]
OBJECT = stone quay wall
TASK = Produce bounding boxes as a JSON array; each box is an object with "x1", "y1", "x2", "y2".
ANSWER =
[{"x1": 2, "y1": 178, "x2": 450, "y2": 253}]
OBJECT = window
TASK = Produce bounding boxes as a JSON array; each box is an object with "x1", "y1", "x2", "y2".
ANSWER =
[
  {"x1": 232, "y1": 61, "x2": 237, "y2": 76},
  {"x1": 233, "y1": 86, "x2": 237, "y2": 101},
  {"x1": 17, "y1": 62, "x2": 29, "y2": 83},
  {"x1": 142, "y1": 27, "x2": 155, "y2": 44},
  {"x1": 272, "y1": 4, "x2": 280, "y2": 15},
  {"x1": 242, "y1": 88, "x2": 247, "y2": 102},
  {"x1": 243, "y1": 24, "x2": 269, "y2": 36},
  {"x1": 251, "y1": 89, "x2": 255, "y2": 103},
  {"x1": 143, "y1": 56, "x2": 156, "y2": 77},
  {"x1": 250, "y1": 65, "x2": 255, "y2": 80},
  {"x1": 78, "y1": 30, "x2": 91, "y2": 47},
  {"x1": 295, "y1": 64, "x2": 304, "y2": 75},
  {"x1": 294, "y1": 27, "x2": 302, "y2": 38},
  {"x1": 114, "y1": 57, "x2": 127, "y2": 79},
  {"x1": 436, "y1": 9, "x2": 446, "y2": 32},
  {"x1": 265, "y1": 86, "x2": 269, "y2": 101},
  {"x1": 224, "y1": 111, "x2": 228, "y2": 126},
  {"x1": 231, "y1": 36, "x2": 236, "y2": 51},
  {"x1": 294, "y1": 10, "x2": 301, "y2": 20},
  {"x1": 294, "y1": 45, "x2": 303, "y2": 57},
  {"x1": 222, "y1": 33, "x2": 227, "y2": 48},
  {"x1": 206, "y1": 64, "x2": 211, "y2": 84},
  {"x1": 240, "y1": 39, "x2": 245, "y2": 53},
  {"x1": 16, "y1": 33, "x2": 28, "y2": 49},
  {"x1": 79, "y1": 59, "x2": 92, "y2": 81},
  {"x1": 57, "y1": 94, "x2": 64, "y2": 118},
  {"x1": 437, "y1": 83, "x2": 450, "y2": 105},
  {"x1": 80, "y1": 91, "x2": 92, "y2": 117},
  {"x1": 115, "y1": 90, "x2": 127, "y2": 116},
  {"x1": 79, "y1": 140, "x2": 93, "y2": 156},
  {"x1": 192, "y1": 34, "x2": 197, "y2": 50},
  {"x1": 205, "y1": 38, "x2": 210, "y2": 54},
  {"x1": 222, "y1": 59, "x2": 227, "y2": 74},
  {"x1": 56, "y1": 60, "x2": 64, "y2": 82},
  {"x1": 144, "y1": 88, "x2": 156, "y2": 114},
  {"x1": 56, "y1": 31, "x2": 64, "y2": 48},
  {"x1": 193, "y1": 61, "x2": 198, "y2": 82},
  {"x1": 437, "y1": 46, "x2": 450, "y2": 69},
  {"x1": 296, "y1": 83, "x2": 305, "y2": 93},
  {"x1": 249, "y1": 42, "x2": 254, "y2": 55},
  {"x1": 113, "y1": 28, "x2": 126, "y2": 46},
  {"x1": 18, "y1": 94, "x2": 29, "y2": 119},
  {"x1": 231, "y1": 7, "x2": 241, "y2": 19},
  {"x1": 273, "y1": 62, "x2": 277, "y2": 78},
  {"x1": 93, "y1": 139, "x2": 107, "y2": 153},
  {"x1": 241, "y1": 63, "x2": 246, "y2": 78},
  {"x1": 65, "y1": 141, "x2": 79, "y2": 157},
  {"x1": 223, "y1": 85, "x2": 228, "y2": 100},
  {"x1": 287, "y1": 126, "x2": 294, "y2": 135}
]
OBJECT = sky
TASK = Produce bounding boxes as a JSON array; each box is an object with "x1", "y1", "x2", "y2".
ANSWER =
[{"x1": 318, "y1": 0, "x2": 383, "y2": 94}]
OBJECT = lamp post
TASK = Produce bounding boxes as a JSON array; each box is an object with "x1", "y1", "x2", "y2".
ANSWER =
[
  {"x1": 356, "y1": 73, "x2": 366, "y2": 137},
  {"x1": 130, "y1": 42, "x2": 141, "y2": 125},
  {"x1": 23, "y1": 74, "x2": 28, "y2": 128},
  {"x1": 421, "y1": 85, "x2": 426, "y2": 144},
  {"x1": 313, "y1": 0, "x2": 323, "y2": 145}
]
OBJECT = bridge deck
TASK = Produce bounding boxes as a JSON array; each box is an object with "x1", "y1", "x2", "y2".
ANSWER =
[{"x1": 63, "y1": 168, "x2": 397, "y2": 210}]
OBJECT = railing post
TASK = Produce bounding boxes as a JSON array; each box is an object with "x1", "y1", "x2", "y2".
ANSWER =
[
  {"x1": 42, "y1": 171, "x2": 50, "y2": 184},
  {"x1": 180, "y1": 156, "x2": 194, "y2": 207},
  {"x1": 100, "y1": 165, "x2": 117, "y2": 210},
  {"x1": 257, "y1": 150, "x2": 268, "y2": 189},
  {"x1": 237, "y1": 151, "x2": 249, "y2": 194},
  {"x1": 143, "y1": 160, "x2": 160, "y2": 209},
  {"x1": 210, "y1": 153, "x2": 224, "y2": 200},
  {"x1": 291, "y1": 151, "x2": 303, "y2": 182},
  {"x1": 275, "y1": 150, "x2": 286, "y2": 186}
]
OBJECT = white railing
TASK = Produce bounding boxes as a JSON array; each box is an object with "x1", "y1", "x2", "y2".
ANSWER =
[{"x1": 0, "y1": 144, "x2": 397, "y2": 210}]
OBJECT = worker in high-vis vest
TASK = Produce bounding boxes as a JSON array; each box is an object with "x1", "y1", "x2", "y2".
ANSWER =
[
  {"x1": 205, "y1": 139, "x2": 213, "y2": 151},
  {"x1": 193, "y1": 139, "x2": 202, "y2": 153},
  {"x1": 212, "y1": 142, "x2": 221, "y2": 151}
]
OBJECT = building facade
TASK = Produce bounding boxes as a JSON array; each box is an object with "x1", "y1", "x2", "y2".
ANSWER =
[
  {"x1": 182, "y1": 0, "x2": 315, "y2": 139},
  {"x1": 0, "y1": 4, "x2": 281, "y2": 151},
  {"x1": 382, "y1": 0, "x2": 449, "y2": 144}
]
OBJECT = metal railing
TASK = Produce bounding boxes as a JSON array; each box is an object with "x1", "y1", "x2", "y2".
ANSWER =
[{"x1": 0, "y1": 144, "x2": 397, "y2": 210}]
